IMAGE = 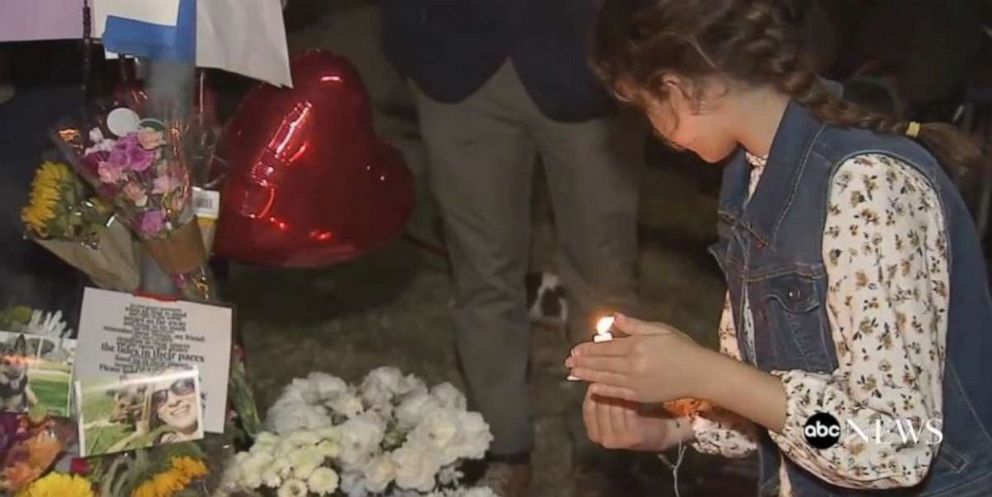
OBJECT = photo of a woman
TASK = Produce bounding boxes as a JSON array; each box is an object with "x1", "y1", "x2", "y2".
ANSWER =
[{"x1": 149, "y1": 375, "x2": 202, "y2": 444}]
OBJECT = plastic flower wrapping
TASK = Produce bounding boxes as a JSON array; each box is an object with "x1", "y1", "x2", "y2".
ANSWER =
[
  {"x1": 20, "y1": 161, "x2": 141, "y2": 292},
  {"x1": 50, "y1": 101, "x2": 216, "y2": 301},
  {"x1": 215, "y1": 368, "x2": 496, "y2": 497}
]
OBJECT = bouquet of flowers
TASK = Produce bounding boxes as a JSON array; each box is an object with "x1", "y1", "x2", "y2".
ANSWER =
[
  {"x1": 20, "y1": 160, "x2": 141, "y2": 293},
  {"x1": 0, "y1": 413, "x2": 76, "y2": 494},
  {"x1": 51, "y1": 104, "x2": 215, "y2": 301},
  {"x1": 216, "y1": 368, "x2": 495, "y2": 497}
]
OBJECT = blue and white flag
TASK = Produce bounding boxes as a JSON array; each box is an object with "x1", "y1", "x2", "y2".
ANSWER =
[
  {"x1": 94, "y1": 0, "x2": 291, "y2": 87},
  {"x1": 98, "y1": 0, "x2": 194, "y2": 62}
]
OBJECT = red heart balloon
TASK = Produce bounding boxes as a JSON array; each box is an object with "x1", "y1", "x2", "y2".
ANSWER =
[{"x1": 211, "y1": 50, "x2": 414, "y2": 267}]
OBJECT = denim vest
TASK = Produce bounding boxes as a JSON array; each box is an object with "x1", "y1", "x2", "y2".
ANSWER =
[{"x1": 710, "y1": 102, "x2": 992, "y2": 497}]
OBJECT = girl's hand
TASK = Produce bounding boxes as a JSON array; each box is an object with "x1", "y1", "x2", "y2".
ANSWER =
[
  {"x1": 566, "y1": 314, "x2": 715, "y2": 403},
  {"x1": 583, "y1": 388, "x2": 690, "y2": 452}
]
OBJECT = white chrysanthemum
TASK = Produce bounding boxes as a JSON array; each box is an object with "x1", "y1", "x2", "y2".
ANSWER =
[
  {"x1": 446, "y1": 411, "x2": 492, "y2": 461},
  {"x1": 338, "y1": 411, "x2": 387, "y2": 468},
  {"x1": 461, "y1": 486, "x2": 499, "y2": 497},
  {"x1": 307, "y1": 467, "x2": 340, "y2": 496},
  {"x1": 431, "y1": 382, "x2": 467, "y2": 410},
  {"x1": 270, "y1": 455, "x2": 295, "y2": 478},
  {"x1": 396, "y1": 374, "x2": 428, "y2": 398},
  {"x1": 327, "y1": 392, "x2": 365, "y2": 419},
  {"x1": 286, "y1": 429, "x2": 322, "y2": 447},
  {"x1": 364, "y1": 366, "x2": 404, "y2": 393},
  {"x1": 395, "y1": 392, "x2": 441, "y2": 431},
  {"x1": 266, "y1": 400, "x2": 333, "y2": 434},
  {"x1": 391, "y1": 445, "x2": 442, "y2": 492},
  {"x1": 315, "y1": 426, "x2": 341, "y2": 442},
  {"x1": 316, "y1": 439, "x2": 341, "y2": 458},
  {"x1": 340, "y1": 470, "x2": 369, "y2": 497},
  {"x1": 407, "y1": 408, "x2": 461, "y2": 464},
  {"x1": 254, "y1": 431, "x2": 281, "y2": 450},
  {"x1": 278, "y1": 377, "x2": 320, "y2": 404},
  {"x1": 277, "y1": 478, "x2": 308, "y2": 497},
  {"x1": 240, "y1": 451, "x2": 275, "y2": 478},
  {"x1": 362, "y1": 454, "x2": 397, "y2": 493},
  {"x1": 437, "y1": 464, "x2": 464, "y2": 486},
  {"x1": 307, "y1": 372, "x2": 349, "y2": 401},
  {"x1": 289, "y1": 446, "x2": 326, "y2": 480},
  {"x1": 360, "y1": 381, "x2": 393, "y2": 412},
  {"x1": 261, "y1": 466, "x2": 283, "y2": 488}
]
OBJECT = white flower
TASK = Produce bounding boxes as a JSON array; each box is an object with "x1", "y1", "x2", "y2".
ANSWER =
[
  {"x1": 437, "y1": 465, "x2": 464, "y2": 486},
  {"x1": 360, "y1": 381, "x2": 393, "y2": 412},
  {"x1": 396, "y1": 374, "x2": 428, "y2": 398},
  {"x1": 307, "y1": 467, "x2": 340, "y2": 496},
  {"x1": 315, "y1": 426, "x2": 341, "y2": 442},
  {"x1": 362, "y1": 454, "x2": 397, "y2": 493},
  {"x1": 338, "y1": 411, "x2": 387, "y2": 468},
  {"x1": 340, "y1": 470, "x2": 369, "y2": 497},
  {"x1": 327, "y1": 392, "x2": 365, "y2": 419},
  {"x1": 395, "y1": 392, "x2": 441, "y2": 431},
  {"x1": 431, "y1": 383, "x2": 467, "y2": 410},
  {"x1": 254, "y1": 431, "x2": 281, "y2": 449},
  {"x1": 286, "y1": 429, "x2": 322, "y2": 447},
  {"x1": 240, "y1": 451, "x2": 275, "y2": 479},
  {"x1": 289, "y1": 446, "x2": 326, "y2": 480},
  {"x1": 277, "y1": 479, "x2": 308, "y2": 497},
  {"x1": 407, "y1": 408, "x2": 460, "y2": 464},
  {"x1": 261, "y1": 466, "x2": 283, "y2": 488},
  {"x1": 316, "y1": 439, "x2": 341, "y2": 458},
  {"x1": 279, "y1": 377, "x2": 320, "y2": 404},
  {"x1": 266, "y1": 400, "x2": 333, "y2": 434},
  {"x1": 461, "y1": 487, "x2": 498, "y2": 497},
  {"x1": 308, "y1": 372, "x2": 349, "y2": 401},
  {"x1": 391, "y1": 445, "x2": 442, "y2": 492},
  {"x1": 363, "y1": 366, "x2": 403, "y2": 393},
  {"x1": 445, "y1": 411, "x2": 492, "y2": 461}
]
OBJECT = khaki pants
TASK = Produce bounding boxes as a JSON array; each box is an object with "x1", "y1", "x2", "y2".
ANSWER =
[{"x1": 414, "y1": 61, "x2": 643, "y2": 456}]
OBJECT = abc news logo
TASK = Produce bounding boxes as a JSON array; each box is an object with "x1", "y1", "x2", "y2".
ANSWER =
[{"x1": 803, "y1": 412, "x2": 943, "y2": 450}]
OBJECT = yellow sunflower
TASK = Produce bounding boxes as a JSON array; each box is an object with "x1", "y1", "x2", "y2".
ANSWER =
[
  {"x1": 21, "y1": 161, "x2": 71, "y2": 237},
  {"x1": 131, "y1": 457, "x2": 208, "y2": 497},
  {"x1": 15, "y1": 473, "x2": 94, "y2": 497}
]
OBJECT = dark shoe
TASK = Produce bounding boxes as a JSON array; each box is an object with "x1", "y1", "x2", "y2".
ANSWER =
[{"x1": 478, "y1": 462, "x2": 532, "y2": 497}]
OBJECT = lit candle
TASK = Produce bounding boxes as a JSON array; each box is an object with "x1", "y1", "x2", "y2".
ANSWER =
[{"x1": 567, "y1": 315, "x2": 616, "y2": 381}]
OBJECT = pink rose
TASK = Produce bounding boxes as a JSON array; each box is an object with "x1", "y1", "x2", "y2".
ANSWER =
[
  {"x1": 136, "y1": 127, "x2": 166, "y2": 150},
  {"x1": 97, "y1": 161, "x2": 125, "y2": 184},
  {"x1": 138, "y1": 210, "x2": 166, "y2": 237},
  {"x1": 152, "y1": 174, "x2": 181, "y2": 195},
  {"x1": 122, "y1": 182, "x2": 148, "y2": 207}
]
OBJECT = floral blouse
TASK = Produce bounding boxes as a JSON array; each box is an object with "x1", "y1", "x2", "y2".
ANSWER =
[{"x1": 686, "y1": 153, "x2": 950, "y2": 495}]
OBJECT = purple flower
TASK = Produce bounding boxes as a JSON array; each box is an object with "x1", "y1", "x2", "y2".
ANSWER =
[
  {"x1": 139, "y1": 210, "x2": 166, "y2": 237},
  {"x1": 106, "y1": 134, "x2": 154, "y2": 173}
]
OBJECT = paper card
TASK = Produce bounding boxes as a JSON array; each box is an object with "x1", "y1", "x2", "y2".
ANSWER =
[
  {"x1": 0, "y1": 331, "x2": 76, "y2": 417},
  {"x1": 196, "y1": 0, "x2": 293, "y2": 87},
  {"x1": 76, "y1": 368, "x2": 203, "y2": 457},
  {"x1": 91, "y1": 0, "x2": 181, "y2": 38},
  {"x1": 75, "y1": 288, "x2": 232, "y2": 433},
  {"x1": 0, "y1": 0, "x2": 83, "y2": 42}
]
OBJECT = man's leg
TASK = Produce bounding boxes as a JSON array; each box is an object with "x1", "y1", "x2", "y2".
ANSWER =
[
  {"x1": 413, "y1": 64, "x2": 537, "y2": 458},
  {"x1": 535, "y1": 110, "x2": 644, "y2": 344}
]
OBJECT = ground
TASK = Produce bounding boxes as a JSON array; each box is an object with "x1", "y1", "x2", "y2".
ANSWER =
[{"x1": 218, "y1": 3, "x2": 763, "y2": 496}]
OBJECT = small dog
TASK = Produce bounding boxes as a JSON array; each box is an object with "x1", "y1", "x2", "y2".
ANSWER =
[
  {"x1": 525, "y1": 272, "x2": 568, "y2": 328},
  {"x1": 108, "y1": 384, "x2": 149, "y2": 426},
  {"x1": 0, "y1": 335, "x2": 38, "y2": 412}
]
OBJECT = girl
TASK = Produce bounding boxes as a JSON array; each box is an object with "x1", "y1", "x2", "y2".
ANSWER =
[{"x1": 564, "y1": 1, "x2": 992, "y2": 496}]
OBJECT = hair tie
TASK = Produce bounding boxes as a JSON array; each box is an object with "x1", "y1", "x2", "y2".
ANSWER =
[{"x1": 906, "y1": 121, "x2": 921, "y2": 138}]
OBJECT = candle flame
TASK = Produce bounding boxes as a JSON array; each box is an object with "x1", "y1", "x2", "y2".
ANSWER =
[{"x1": 596, "y1": 315, "x2": 615, "y2": 335}]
